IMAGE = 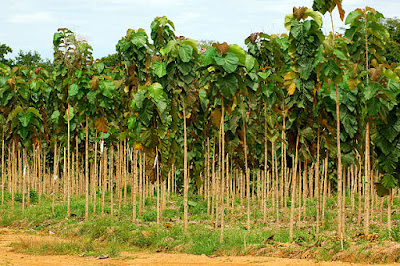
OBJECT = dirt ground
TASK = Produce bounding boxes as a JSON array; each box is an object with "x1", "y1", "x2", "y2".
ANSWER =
[{"x1": 0, "y1": 229, "x2": 398, "y2": 266}]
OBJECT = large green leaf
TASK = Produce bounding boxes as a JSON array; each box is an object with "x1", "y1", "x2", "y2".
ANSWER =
[
  {"x1": 178, "y1": 44, "x2": 193, "y2": 63},
  {"x1": 53, "y1": 32, "x2": 63, "y2": 47},
  {"x1": 227, "y1": 44, "x2": 246, "y2": 65},
  {"x1": 200, "y1": 47, "x2": 218, "y2": 66},
  {"x1": 165, "y1": 40, "x2": 178, "y2": 57},
  {"x1": 304, "y1": 9, "x2": 323, "y2": 28},
  {"x1": 93, "y1": 62, "x2": 105, "y2": 73},
  {"x1": 345, "y1": 10, "x2": 362, "y2": 25},
  {"x1": 214, "y1": 53, "x2": 239, "y2": 73},
  {"x1": 152, "y1": 60, "x2": 167, "y2": 78},
  {"x1": 26, "y1": 107, "x2": 42, "y2": 120},
  {"x1": 100, "y1": 80, "x2": 115, "y2": 98},
  {"x1": 182, "y1": 39, "x2": 198, "y2": 53},
  {"x1": 131, "y1": 31, "x2": 148, "y2": 48},
  {"x1": 18, "y1": 112, "x2": 34, "y2": 127},
  {"x1": 290, "y1": 20, "x2": 303, "y2": 40},
  {"x1": 148, "y1": 83, "x2": 168, "y2": 114},
  {"x1": 216, "y1": 74, "x2": 238, "y2": 98},
  {"x1": 51, "y1": 110, "x2": 60, "y2": 124},
  {"x1": 177, "y1": 62, "x2": 193, "y2": 76},
  {"x1": 128, "y1": 116, "x2": 137, "y2": 130},
  {"x1": 69, "y1": 83, "x2": 79, "y2": 97},
  {"x1": 63, "y1": 106, "x2": 75, "y2": 122},
  {"x1": 87, "y1": 90, "x2": 97, "y2": 105},
  {"x1": 134, "y1": 90, "x2": 146, "y2": 109},
  {"x1": 381, "y1": 174, "x2": 398, "y2": 189}
]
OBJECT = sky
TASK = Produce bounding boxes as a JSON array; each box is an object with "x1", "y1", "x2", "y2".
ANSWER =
[{"x1": 1, "y1": 0, "x2": 399, "y2": 61}]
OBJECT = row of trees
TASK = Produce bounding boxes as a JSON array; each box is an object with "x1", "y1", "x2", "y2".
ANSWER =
[{"x1": 1, "y1": 2, "x2": 400, "y2": 241}]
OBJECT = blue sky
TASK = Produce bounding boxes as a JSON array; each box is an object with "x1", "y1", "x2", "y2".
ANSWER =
[{"x1": 2, "y1": 0, "x2": 399, "y2": 60}]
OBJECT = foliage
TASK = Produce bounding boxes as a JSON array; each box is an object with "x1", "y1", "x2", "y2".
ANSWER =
[{"x1": 0, "y1": 44, "x2": 13, "y2": 65}]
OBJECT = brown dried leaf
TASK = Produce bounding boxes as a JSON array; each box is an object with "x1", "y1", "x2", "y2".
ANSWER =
[
  {"x1": 210, "y1": 109, "x2": 222, "y2": 128},
  {"x1": 293, "y1": 6, "x2": 307, "y2": 21},
  {"x1": 334, "y1": 0, "x2": 345, "y2": 21},
  {"x1": 369, "y1": 68, "x2": 380, "y2": 82},
  {"x1": 95, "y1": 116, "x2": 108, "y2": 133},
  {"x1": 249, "y1": 33, "x2": 259, "y2": 44},
  {"x1": 212, "y1": 42, "x2": 229, "y2": 55},
  {"x1": 89, "y1": 76, "x2": 99, "y2": 89}
]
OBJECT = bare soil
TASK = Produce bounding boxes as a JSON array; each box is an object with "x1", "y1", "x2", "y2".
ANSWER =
[{"x1": 0, "y1": 229, "x2": 398, "y2": 266}]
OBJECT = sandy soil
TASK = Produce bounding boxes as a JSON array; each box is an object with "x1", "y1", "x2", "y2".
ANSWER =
[{"x1": 0, "y1": 229, "x2": 398, "y2": 266}]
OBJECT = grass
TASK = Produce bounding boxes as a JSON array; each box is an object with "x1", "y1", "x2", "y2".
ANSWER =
[
  {"x1": 0, "y1": 189, "x2": 399, "y2": 263},
  {"x1": 10, "y1": 238, "x2": 119, "y2": 257}
]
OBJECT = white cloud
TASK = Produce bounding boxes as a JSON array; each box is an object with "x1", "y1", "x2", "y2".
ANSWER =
[{"x1": 7, "y1": 12, "x2": 54, "y2": 24}]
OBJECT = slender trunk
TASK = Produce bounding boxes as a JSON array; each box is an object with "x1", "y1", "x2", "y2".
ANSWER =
[
  {"x1": 211, "y1": 138, "x2": 216, "y2": 225},
  {"x1": 264, "y1": 105, "x2": 268, "y2": 223},
  {"x1": 242, "y1": 96, "x2": 250, "y2": 231},
  {"x1": 93, "y1": 139, "x2": 98, "y2": 214},
  {"x1": 388, "y1": 188, "x2": 392, "y2": 238},
  {"x1": 138, "y1": 151, "x2": 142, "y2": 216},
  {"x1": 335, "y1": 83, "x2": 343, "y2": 238},
  {"x1": 67, "y1": 104, "x2": 71, "y2": 217},
  {"x1": 85, "y1": 116, "x2": 89, "y2": 221},
  {"x1": 157, "y1": 149, "x2": 160, "y2": 225},
  {"x1": 220, "y1": 100, "x2": 225, "y2": 243},
  {"x1": 206, "y1": 138, "x2": 210, "y2": 215},
  {"x1": 316, "y1": 128, "x2": 320, "y2": 234},
  {"x1": 22, "y1": 149, "x2": 26, "y2": 213},
  {"x1": 289, "y1": 132, "x2": 300, "y2": 242},
  {"x1": 364, "y1": 122, "x2": 370, "y2": 235},
  {"x1": 11, "y1": 143, "x2": 15, "y2": 213},
  {"x1": 351, "y1": 164, "x2": 355, "y2": 213},
  {"x1": 52, "y1": 141, "x2": 57, "y2": 214},
  {"x1": 101, "y1": 147, "x2": 107, "y2": 214},
  {"x1": 110, "y1": 146, "x2": 114, "y2": 216},
  {"x1": 322, "y1": 153, "x2": 328, "y2": 226},
  {"x1": 357, "y1": 154, "x2": 362, "y2": 225},
  {"x1": 132, "y1": 145, "x2": 137, "y2": 223},
  {"x1": 183, "y1": 100, "x2": 189, "y2": 233},
  {"x1": 302, "y1": 160, "x2": 308, "y2": 221},
  {"x1": 1, "y1": 128, "x2": 4, "y2": 205}
]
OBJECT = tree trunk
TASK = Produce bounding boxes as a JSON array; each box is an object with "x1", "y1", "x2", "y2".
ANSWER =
[
  {"x1": 242, "y1": 96, "x2": 250, "y2": 231},
  {"x1": 67, "y1": 104, "x2": 71, "y2": 217},
  {"x1": 289, "y1": 132, "x2": 300, "y2": 242},
  {"x1": 85, "y1": 116, "x2": 89, "y2": 221},
  {"x1": 110, "y1": 146, "x2": 114, "y2": 216},
  {"x1": 388, "y1": 188, "x2": 392, "y2": 238},
  {"x1": 220, "y1": 100, "x2": 225, "y2": 243},
  {"x1": 335, "y1": 83, "x2": 343, "y2": 238},
  {"x1": 364, "y1": 122, "x2": 370, "y2": 235},
  {"x1": 183, "y1": 100, "x2": 189, "y2": 233},
  {"x1": 1, "y1": 127, "x2": 4, "y2": 205},
  {"x1": 316, "y1": 128, "x2": 320, "y2": 234},
  {"x1": 52, "y1": 141, "x2": 57, "y2": 214}
]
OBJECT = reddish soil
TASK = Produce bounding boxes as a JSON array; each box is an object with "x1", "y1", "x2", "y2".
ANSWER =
[{"x1": 0, "y1": 229, "x2": 398, "y2": 266}]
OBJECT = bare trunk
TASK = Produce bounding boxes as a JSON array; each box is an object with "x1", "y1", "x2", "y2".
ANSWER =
[
  {"x1": 242, "y1": 96, "x2": 250, "y2": 231},
  {"x1": 316, "y1": 128, "x2": 320, "y2": 234},
  {"x1": 1, "y1": 128, "x2": 4, "y2": 205},
  {"x1": 289, "y1": 132, "x2": 300, "y2": 242},
  {"x1": 364, "y1": 122, "x2": 370, "y2": 235},
  {"x1": 183, "y1": 100, "x2": 189, "y2": 233},
  {"x1": 67, "y1": 104, "x2": 71, "y2": 217},
  {"x1": 220, "y1": 101, "x2": 225, "y2": 243},
  {"x1": 388, "y1": 188, "x2": 392, "y2": 238},
  {"x1": 132, "y1": 145, "x2": 137, "y2": 223},
  {"x1": 85, "y1": 116, "x2": 89, "y2": 221}
]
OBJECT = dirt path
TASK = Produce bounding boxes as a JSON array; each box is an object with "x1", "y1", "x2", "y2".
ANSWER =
[{"x1": 0, "y1": 229, "x2": 397, "y2": 266}]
